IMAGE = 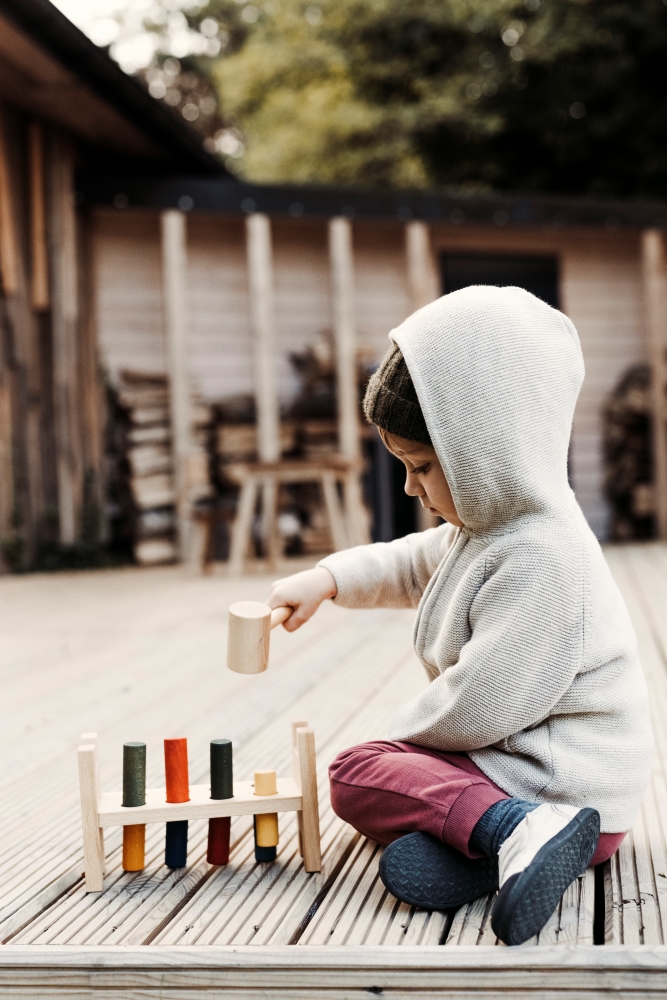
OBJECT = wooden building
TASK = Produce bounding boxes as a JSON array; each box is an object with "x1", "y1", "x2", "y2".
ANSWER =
[
  {"x1": 2, "y1": 0, "x2": 667, "y2": 571},
  {"x1": 83, "y1": 177, "x2": 667, "y2": 546},
  {"x1": 0, "y1": 0, "x2": 219, "y2": 571}
]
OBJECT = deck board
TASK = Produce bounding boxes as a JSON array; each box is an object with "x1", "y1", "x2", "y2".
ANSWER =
[{"x1": 0, "y1": 545, "x2": 665, "y2": 961}]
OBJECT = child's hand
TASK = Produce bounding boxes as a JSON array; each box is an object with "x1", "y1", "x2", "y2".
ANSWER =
[{"x1": 267, "y1": 567, "x2": 337, "y2": 632}]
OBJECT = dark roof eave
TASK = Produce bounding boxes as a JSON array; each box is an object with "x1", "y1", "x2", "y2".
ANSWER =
[
  {"x1": 76, "y1": 174, "x2": 667, "y2": 230},
  {"x1": 0, "y1": 0, "x2": 225, "y2": 174}
]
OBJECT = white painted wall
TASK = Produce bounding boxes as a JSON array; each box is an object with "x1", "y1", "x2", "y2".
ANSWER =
[{"x1": 93, "y1": 209, "x2": 646, "y2": 538}]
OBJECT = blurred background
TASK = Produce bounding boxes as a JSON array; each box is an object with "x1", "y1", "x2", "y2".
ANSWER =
[{"x1": 1, "y1": 0, "x2": 667, "y2": 574}]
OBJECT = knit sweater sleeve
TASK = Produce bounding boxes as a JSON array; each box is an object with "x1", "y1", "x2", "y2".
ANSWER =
[
  {"x1": 389, "y1": 536, "x2": 585, "y2": 750},
  {"x1": 317, "y1": 524, "x2": 456, "y2": 609}
]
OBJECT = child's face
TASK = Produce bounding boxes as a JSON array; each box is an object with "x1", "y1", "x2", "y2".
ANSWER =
[{"x1": 384, "y1": 433, "x2": 464, "y2": 528}]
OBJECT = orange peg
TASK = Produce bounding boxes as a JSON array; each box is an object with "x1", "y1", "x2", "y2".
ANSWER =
[
  {"x1": 164, "y1": 738, "x2": 190, "y2": 803},
  {"x1": 122, "y1": 824, "x2": 145, "y2": 871}
]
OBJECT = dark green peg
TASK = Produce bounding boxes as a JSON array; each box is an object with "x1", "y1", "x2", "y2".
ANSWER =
[
  {"x1": 210, "y1": 739, "x2": 233, "y2": 799},
  {"x1": 122, "y1": 742, "x2": 146, "y2": 807}
]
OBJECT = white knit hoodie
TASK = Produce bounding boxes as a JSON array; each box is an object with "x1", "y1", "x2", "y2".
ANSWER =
[{"x1": 320, "y1": 285, "x2": 652, "y2": 833}]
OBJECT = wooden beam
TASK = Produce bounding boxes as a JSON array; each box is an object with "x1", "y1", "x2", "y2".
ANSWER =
[
  {"x1": 245, "y1": 213, "x2": 280, "y2": 464},
  {"x1": 28, "y1": 122, "x2": 49, "y2": 312},
  {"x1": 405, "y1": 220, "x2": 439, "y2": 314},
  {"x1": 160, "y1": 209, "x2": 193, "y2": 562},
  {"x1": 49, "y1": 135, "x2": 83, "y2": 546},
  {"x1": 329, "y1": 217, "x2": 369, "y2": 546},
  {"x1": 641, "y1": 230, "x2": 667, "y2": 540}
]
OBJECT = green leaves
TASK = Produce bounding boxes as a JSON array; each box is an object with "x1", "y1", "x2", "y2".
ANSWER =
[{"x1": 194, "y1": 0, "x2": 667, "y2": 195}]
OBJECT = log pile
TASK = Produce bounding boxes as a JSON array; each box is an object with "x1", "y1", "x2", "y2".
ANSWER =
[
  {"x1": 115, "y1": 372, "x2": 213, "y2": 565},
  {"x1": 603, "y1": 364, "x2": 654, "y2": 541}
]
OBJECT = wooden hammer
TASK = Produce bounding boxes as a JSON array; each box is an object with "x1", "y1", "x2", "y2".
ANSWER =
[{"x1": 227, "y1": 601, "x2": 293, "y2": 674}]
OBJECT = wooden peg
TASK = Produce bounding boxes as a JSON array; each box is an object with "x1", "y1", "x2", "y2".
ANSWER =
[
  {"x1": 122, "y1": 742, "x2": 146, "y2": 872},
  {"x1": 227, "y1": 601, "x2": 292, "y2": 674},
  {"x1": 296, "y1": 728, "x2": 321, "y2": 872},
  {"x1": 254, "y1": 769, "x2": 278, "y2": 861},
  {"x1": 165, "y1": 738, "x2": 189, "y2": 868},
  {"x1": 78, "y1": 744, "x2": 105, "y2": 892},
  {"x1": 122, "y1": 824, "x2": 145, "y2": 872},
  {"x1": 208, "y1": 739, "x2": 233, "y2": 865}
]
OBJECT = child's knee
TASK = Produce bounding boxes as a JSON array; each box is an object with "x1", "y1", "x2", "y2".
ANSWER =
[
  {"x1": 328, "y1": 740, "x2": 396, "y2": 787},
  {"x1": 328, "y1": 741, "x2": 398, "y2": 826}
]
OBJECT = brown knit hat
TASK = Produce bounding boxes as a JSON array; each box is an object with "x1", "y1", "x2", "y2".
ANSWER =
[{"x1": 363, "y1": 343, "x2": 432, "y2": 446}]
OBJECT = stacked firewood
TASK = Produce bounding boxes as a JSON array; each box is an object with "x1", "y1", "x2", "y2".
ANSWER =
[
  {"x1": 116, "y1": 372, "x2": 213, "y2": 565},
  {"x1": 603, "y1": 364, "x2": 654, "y2": 541}
]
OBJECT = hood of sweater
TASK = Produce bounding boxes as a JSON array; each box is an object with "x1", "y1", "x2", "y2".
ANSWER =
[{"x1": 391, "y1": 285, "x2": 585, "y2": 534}]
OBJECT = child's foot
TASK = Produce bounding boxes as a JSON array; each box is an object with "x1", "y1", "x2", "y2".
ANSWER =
[
  {"x1": 379, "y1": 831, "x2": 499, "y2": 910},
  {"x1": 491, "y1": 804, "x2": 600, "y2": 946}
]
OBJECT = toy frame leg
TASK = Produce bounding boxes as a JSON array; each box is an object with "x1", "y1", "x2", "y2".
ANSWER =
[
  {"x1": 292, "y1": 720, "x2": 321, "y2": 872},
  {"x1": 78, "y1": 737, "x2": 105, "y2": 892}
]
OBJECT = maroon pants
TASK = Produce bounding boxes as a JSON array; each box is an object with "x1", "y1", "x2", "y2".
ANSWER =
[{"x1": 329, "y1": 740, "x2": 625, "y2": 867}]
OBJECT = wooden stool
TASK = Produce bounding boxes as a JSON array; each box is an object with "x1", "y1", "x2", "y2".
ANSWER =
[{"x1": 225, "y1": 458, "x2": 366, "y2": 574}]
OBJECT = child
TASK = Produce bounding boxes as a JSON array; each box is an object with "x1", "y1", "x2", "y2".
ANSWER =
[{"x1": 268, "y1": 286, "x2": 653, "y2": 946}]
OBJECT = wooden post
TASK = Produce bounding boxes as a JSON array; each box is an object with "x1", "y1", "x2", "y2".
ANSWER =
[
  {"x1": 405, "y1": 220, "x2": 439, "y2": 314},
  {"x1": 49, "y1": 136, "x2": 83, "y2": 546},
  {"x1": 405, "y1": 221, "x2": 440, "y2": 532},
  {"x1": 0, "y1": 107, "x2": 18, "y2": 296},
  {"x1": 329, "y1": 217, "x2": 358, "y2": 464},
  {"x1": 246, "y1": 214, "x2": 280, "y2": 464},
  {"x1": 0, "y1": 111, "x2": 51, "y2": 567},
  {"x1": 0, "y1": 110, "x2": 16, "y2": 556},
  {"x1": 28, "y1": 123, "x2": 49, "y2": 312},
  {"x1": 328, "y1": 217, "x2": 369, "y2": 546},
  {"x1": 246, "y1": 214, "x2": 280, "y2": 564},
  {"x1": 161, "y1": 210, "x2": 193, "y2": 561},
  {"x1": 76, "y1": 210, "x2": 105, "y2": 543},
  {"x1": 295, "y1": 726, "x2": 321, "y2": 873},
  {"x1": 641, "y1": 230, "x2": 667, "y2": 540},
  {"x1": 78, "y1": 743, "x2": 105, "y2": 892}
]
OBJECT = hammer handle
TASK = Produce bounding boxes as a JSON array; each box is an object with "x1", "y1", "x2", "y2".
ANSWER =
[{"x1": 270, "y1": 606, "x2": 293, "y2": 629}]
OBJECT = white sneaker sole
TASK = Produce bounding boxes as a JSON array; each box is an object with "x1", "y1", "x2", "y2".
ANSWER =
[{"x1": 491, "y1": 807, "x2": 600, "y2": 946}]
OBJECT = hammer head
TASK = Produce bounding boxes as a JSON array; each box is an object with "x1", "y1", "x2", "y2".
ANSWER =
[{"x1": 227, "y1": 601, "x2": 272, "y2": 674}]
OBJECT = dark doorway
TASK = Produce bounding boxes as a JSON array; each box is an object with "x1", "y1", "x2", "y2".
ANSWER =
[
  {"x1": 441, "y1": 254, "x2": 559, "y2": 308},
  {"x1": 367, "y1": 429, "x2": 417, "y2": 543}
]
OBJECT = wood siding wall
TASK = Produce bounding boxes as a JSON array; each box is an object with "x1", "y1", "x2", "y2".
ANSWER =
[{"x1": 92, "y1": 209, "x2": 646, "y2": 539}]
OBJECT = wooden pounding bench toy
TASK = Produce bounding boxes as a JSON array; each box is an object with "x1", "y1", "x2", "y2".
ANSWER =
[{"x1": 78, "y1": 721, "x2": 321, "y2": 892}]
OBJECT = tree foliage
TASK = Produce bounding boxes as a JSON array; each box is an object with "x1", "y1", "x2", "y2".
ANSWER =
[{"x1": 153, "y1": 0, "x2": 667, "y2": 196}]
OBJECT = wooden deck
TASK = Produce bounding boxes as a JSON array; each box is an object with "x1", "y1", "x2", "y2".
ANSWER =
[{"x1": 0, "y1": 545, "x2": 666, "y2": 995}]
